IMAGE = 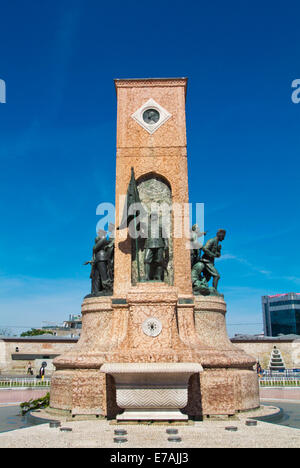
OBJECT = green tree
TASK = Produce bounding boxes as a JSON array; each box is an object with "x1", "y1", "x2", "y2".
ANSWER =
[{"x1": 20, "y1": 329, "x2": 53, "y2": 337}]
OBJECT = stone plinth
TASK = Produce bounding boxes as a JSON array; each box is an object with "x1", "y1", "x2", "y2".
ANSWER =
[
  {"x1": 110, "y1": 283, "x2": 197, "y2": 363},
  {"x1": 192, "y1": 296, "x2": 260, "y2": 416},
  {"x1": 101, "y1": 362, "x2": 202, "y2": 421},
  {"x1": 50, "y1": 289, "x2": 260, "y2": 418},
  {"x1": 52, "y1": 296, "x2": 113, "y2": 369},
  {"x1": 193, "y1": 296, "x2": 257, "y2": 367},
  {"x1": 50, "y1": 296, "x2": 114, "y2": 416}
]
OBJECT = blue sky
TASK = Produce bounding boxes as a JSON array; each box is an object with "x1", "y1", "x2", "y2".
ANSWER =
[{"x1": 0, "y1": 0, "x2": 300, "y2": 336}]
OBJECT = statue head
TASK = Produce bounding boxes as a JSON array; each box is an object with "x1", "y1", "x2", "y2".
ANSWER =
[
  {"x1": 217, "y1": 229, "x2": 226, "y2": 241},
  {"x1": 149, "y1": 211, "x2": 159, "y2": 222},
  {"x1": 97, "y1": 229, "x2": 107, "y2": 239},
  {"x1": 192, "y1": 224, "x2": 203, "y2": 236}
]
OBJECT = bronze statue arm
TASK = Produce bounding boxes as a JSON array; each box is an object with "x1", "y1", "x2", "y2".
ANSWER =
[{"x1": 215, "y1": 244, "x2": 222, "y2": 257}]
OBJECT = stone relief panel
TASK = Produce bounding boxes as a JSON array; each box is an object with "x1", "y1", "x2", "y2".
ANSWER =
[{"x1": 131, "y1": 174, "x2": 174, "y2": 286}]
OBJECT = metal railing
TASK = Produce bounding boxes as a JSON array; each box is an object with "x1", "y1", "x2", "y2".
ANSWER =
[
  {"x1": 1, "y1": 376, "x2": 300, "y2": 389},
  {"x1": 259, "y1": 377, "x2": 300, "y2": 387},
  {"x1": 0, "y1": 378, "x2": 51, "y2": 388},
  {"x1": 262, "y1": 370, "x2": 300, "y2": 378}
]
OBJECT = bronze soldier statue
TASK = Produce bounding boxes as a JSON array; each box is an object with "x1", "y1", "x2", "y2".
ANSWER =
[
  {"x1": 84, "y1": 229, "x2": 114, "y2": 296},
  {"x1": 191, "y1": 265, "x2": 211, "y2": 295},
  {"x1": 106, "y1": 223, "x2": 115, "y2": 283},
  {"x1": 144, "y1": 212, "x2": 168, "y2": 281},
  {"x1": 191, "y1": 229, "x2": 226, "y2": 295}
]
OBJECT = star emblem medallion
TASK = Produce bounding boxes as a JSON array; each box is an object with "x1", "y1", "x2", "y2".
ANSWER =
[{"x1": 131, "y1": 98, "x2": 172, "y2": 134}]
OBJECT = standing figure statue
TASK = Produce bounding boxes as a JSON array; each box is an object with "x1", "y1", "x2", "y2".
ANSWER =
[
  {"x1": 84, "y1": 229, "x2": 114, "y2": 296},
  {"x1": 106, "y1": 222, "x2": 115, "y2": 283},
  {"x1": 192, "y1": 229, "x2": 226, "y2": 295},
  {"x1": 190, "y1": 224, "x2": 207, "y2": 268},
  {"x1": 144, "y1": 212, "x2": 168, "y2": 281}
]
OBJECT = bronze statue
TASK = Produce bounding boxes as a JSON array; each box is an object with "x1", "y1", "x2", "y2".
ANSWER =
[
  {"x1": 190, "y1": 224, "x2": 207, "y2": 267},
  {"x1": 191, "y1": 264, "x2": 211, "y2": 295},
  {"x1": 117, "y1": 167, "x2": 147, "y2": 282},
  {"x1": 84, "y1": 228, "x2": 114, "y2": 296},
  {"x1": 192, "y1": 229, "x2": 226, "y2": 295},
  {"x1": 144, "y1": 212, "x2": 168, "y2": 281},
  {"x1": 106, "y1": 224, "x2": 115, "y2": 283}
]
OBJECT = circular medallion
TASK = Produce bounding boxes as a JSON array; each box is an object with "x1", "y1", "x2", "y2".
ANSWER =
[
  {"x1": 142, "y1": 317, "x2": 162, "y2": 337},
  {"x1": 142, "y1": 108, "x2": 160, "y2": 125}
]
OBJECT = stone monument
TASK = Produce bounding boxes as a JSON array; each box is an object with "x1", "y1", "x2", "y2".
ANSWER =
[{"x1": 50, "y1": 78, "x2": 260, "y2": 420}]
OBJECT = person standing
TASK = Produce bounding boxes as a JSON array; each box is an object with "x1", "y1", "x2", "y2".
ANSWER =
[
  {"x1": 39, "y1": 364, "x2": 45, "y2": 381},
  {"x1": 27, "y1": 362, "x2": 33, "y2": 376}
]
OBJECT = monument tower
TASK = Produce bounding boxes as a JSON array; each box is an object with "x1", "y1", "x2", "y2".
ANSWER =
[{"x1": 50, "y1": 78, "x2": 260, "y2": 420}]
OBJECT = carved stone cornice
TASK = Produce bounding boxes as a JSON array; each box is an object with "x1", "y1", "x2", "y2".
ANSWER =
[{"x1": 114, "y1": 77, "x2": 188, "y2": 97}]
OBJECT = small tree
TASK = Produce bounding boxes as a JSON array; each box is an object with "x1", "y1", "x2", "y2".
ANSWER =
[{"x1": 20, "y1": 329, "x2": 53, "y2": 337}]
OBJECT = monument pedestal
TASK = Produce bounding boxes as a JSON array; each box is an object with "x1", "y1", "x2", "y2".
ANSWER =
[
  {"x1": 50, "y1": 296, "x2": 114, "y2": 416},
  {"x1": 108, "y1": 283, "x2": 199, "y2": 363},
  {"x1": 192, "y1": 296, "x2": 260, "y2": 416},
  {"x1": 50, "y1": 286, "x2": 259, "y2": 418}
]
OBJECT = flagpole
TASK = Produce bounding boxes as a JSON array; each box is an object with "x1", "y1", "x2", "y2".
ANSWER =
[
  {"x1": 134, "y1": 213, "x2": 141, "y2": 282},
  {"x1": 117, "y1": 167, "x2": 143, "y2": 283}
]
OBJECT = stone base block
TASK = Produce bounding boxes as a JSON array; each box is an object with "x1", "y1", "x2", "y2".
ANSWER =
[
  {"x1": 50, "y1": 369, "x2": 108, "y2": 416},
  {"x1": 101, "y1": 362, "x2": 202, "y2": 421},
  {"x1": 199, "y1": 369, "x2": 236, "y2": 416},
  {"x1": 50, "y1": 293, "x2": 260, "y2": 419},
  {"x1": 117, "y1": 409, "x2": 188, "y2": 421}
]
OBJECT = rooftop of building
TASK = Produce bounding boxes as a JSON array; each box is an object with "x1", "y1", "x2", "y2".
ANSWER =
[
  {"x1": 0, "y1": 334, "x2": 79, "y2": 342},
  {"x1": 2, "y1": 333, "x2": 300, "y2": 344},
  {"x1": 232, "y1": 333, "x2": 300, "y2": 342},
  {"x1": 263, "y1": 292, "x2": 300, "y2": 299}
]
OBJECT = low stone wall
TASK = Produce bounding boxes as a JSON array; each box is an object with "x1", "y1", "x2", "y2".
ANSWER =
[
  {"x1": 232, "y1": 340, "x2": 300, "y2": 370},
  {"x1": 0, "y1": 338, "x2": 77, "y2": 375},
  {"x1": 0, "y1": 388, "x2": 49, "y2": 404},
  {"x1": 260, "y1": 387, "x2": 300, "y2": 401},
  {"x1": 1, "y1": 336, "x2": 299, "y2": 377}
]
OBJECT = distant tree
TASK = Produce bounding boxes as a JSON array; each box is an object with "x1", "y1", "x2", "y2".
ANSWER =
[
  {"x1": 0, "y1": 328, "x2": 11, "y2": 337},
  {"x1": 20, "y1": 329, "x2": 53, "y2": 337}
]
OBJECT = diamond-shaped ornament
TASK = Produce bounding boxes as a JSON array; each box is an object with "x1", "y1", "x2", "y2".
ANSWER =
[{"x1": 131, "y1": 98, "x2": 172, "y2": 134}]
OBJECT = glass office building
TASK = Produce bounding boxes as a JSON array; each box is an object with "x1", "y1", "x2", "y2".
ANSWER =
[{"x1": 262, "y1": 293, "x2": 300, "y2": 337}]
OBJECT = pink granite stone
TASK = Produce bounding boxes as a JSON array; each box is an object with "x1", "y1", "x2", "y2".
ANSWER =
[{"x1": 50, "y1": 79, "x2": 260, "y2": 418}]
